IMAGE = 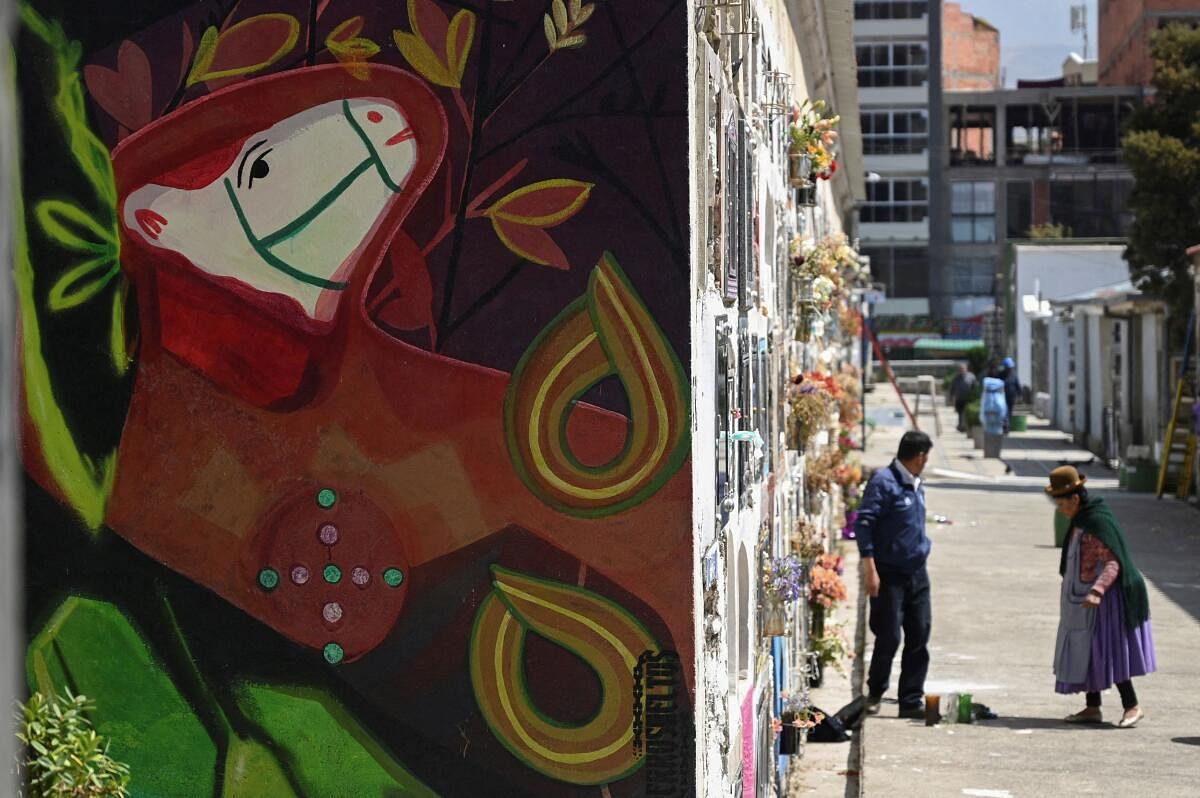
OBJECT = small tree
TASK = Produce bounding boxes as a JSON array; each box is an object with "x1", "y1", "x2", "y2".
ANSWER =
[
  {"x1": 1121, "y1": 24, "x2": 1200, "y2": 333},
  {"x1": 17, "y1": 689, "x2": 130, "y2": 797}
]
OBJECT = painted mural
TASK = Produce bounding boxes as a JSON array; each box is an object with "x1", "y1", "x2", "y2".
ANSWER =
[{"x1": 13, "y1": 0, "x2": 692, "y2": 794}]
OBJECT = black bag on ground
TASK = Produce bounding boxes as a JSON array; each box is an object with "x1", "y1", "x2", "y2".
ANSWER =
[{"x1": 807, "y1": 696, "x2": 866, "y2": 743}]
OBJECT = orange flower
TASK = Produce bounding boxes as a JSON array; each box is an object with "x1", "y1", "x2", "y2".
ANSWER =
[{"x1": 326, "y1": 17, "x2": 381, "y2": 80}]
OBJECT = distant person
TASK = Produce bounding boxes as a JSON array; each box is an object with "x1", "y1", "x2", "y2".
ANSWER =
[
  {"x1": 949, "y1": 363, "x2": 977, "y2": 433},
  {"x1": 856, "y1": 431, "x2": 934, "y2": 720},
  {"x1": 981, "y1": 376, "x2": 1007, "y2": 460},
  {"x1": 1002, "y1": 356, "x2": 1021, "y2": 430},
  {"x1": 1046, "y1": 466, "x2": 1155, "y2": 728}
]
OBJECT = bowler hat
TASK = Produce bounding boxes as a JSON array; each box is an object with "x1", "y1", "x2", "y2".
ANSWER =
[{"x1": 1045, "y1": 465, "x2": 1087, "y2": 496}]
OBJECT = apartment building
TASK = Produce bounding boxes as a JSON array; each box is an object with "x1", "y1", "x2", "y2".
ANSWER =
[{"x1": 855, "y1": 0, "x2": 942, "y2": 307}]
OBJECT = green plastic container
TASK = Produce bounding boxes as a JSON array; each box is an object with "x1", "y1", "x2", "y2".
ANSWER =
[
  {"x1": 1120, "y1": 460, "x2": 1158, "y2": 493},
  {"x1": 1010, "y1": 414, "x2": 1028, "y2": 432}
]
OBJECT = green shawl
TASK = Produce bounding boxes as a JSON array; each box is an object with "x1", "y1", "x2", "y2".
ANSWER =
[{"x1": 1057, "y1": 496, "x2": 1150, "y2": 629}]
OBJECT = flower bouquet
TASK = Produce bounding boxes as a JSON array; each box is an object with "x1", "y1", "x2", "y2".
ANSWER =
[
  {"x1": 762, "y1": 554, "x2": 805, "y2": 636},
  {"x1": 774, "y1": 697, "x2": 827, "y2": 754},
  {"x1": 814, "y1": 622, "x2": 853, "y2": 674},
  {"x1": 786, "y1": 375, "x2": 834, "y2": 451},
  {"x1": 790, "y1": 519, "x2": 825, "y2": 560},
  {"x1": 764, "y1": 554, "x2": 806, "y2": 603},
  {"x1": 809, "y1": 553, "x2": 848, "y2": 618},
  {"x1": 788, "y1": 99, "x2": 840, "y2": 185}
]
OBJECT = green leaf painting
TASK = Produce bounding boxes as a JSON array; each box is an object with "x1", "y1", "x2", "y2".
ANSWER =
[
  {"x1": 234, "y1": 685, "x2": 439, "y2": 797},
  {"x1": 27, "y1": 598, "x2": 218, "y2": 797},
  {"x1": 27, "y1": 598, "x2": 437, "y2": 797}
]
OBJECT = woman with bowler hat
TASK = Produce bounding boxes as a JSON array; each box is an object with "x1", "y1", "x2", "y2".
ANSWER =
[{"x1": 1047, "y1": 465, "x2": 1156, "y2": 728}]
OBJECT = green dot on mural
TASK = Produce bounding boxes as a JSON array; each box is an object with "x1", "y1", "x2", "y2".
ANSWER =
[
  {"x1": 323, "y1": 642, "x2": 344, "y2": 665},
  {"x1": 316, "y1": 488, "x2": 337, "y2": 508},
  {"x1": 383, "y1": 568, "x2": 404, "y2": 588},
  {"x1": 257, "y1": 568, "x2": 279, "y2": 591},
  {"x1": 323, "y1": 564, "x2": 342, "y2": 584}
]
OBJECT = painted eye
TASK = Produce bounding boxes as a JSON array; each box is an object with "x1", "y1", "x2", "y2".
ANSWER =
[{"x1": 249, "y1": 156, "x2": 270, "y2": 185}]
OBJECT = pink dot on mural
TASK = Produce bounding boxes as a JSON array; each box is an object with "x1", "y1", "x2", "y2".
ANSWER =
[
  {"x1": 291, "y1": 565, "x2": 310, "y2": 585},
  {"x1": 351, "y1": 567, "x2": 370, "y2": 587},
  {"x1": 318, "y1": 523, "x2": 339, "y2": 546},
  {"x1": 367, "y1": 110, "x2": 383, "y2": 123},
  {"x1": 322, "y1": 602, "x2": 344, "y2": 624}
]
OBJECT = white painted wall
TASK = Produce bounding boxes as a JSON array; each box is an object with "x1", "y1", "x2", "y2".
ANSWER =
[
  {"x1": 0, "y1": 6, "x2": 20, "y2": 792},
  {"x1": 1072, "y1": 313, "x2": 1088, "y2": 441},
  {"x1": 1140, "y1": 313, "x2": 1162, "y2": 453},
  {"x1": 1013, "y1": 245, "x2": 1129, "y2": 389},
  {"x1": 859, "y1": 86, "x2": 930, "y2": 105},
  {"x1": 865, "y1": 152, "x2": 929, "y2": 172},
  {"x1": 1088, "y1": 313, "x2": 1104, "y2": 452},
  {"x1": 1049, "y1": 316, "x2": 1072, "y2": 429},
  {"x1": 860, "y1": 219, "x2": 930, "y2": 241},
  {"x1": 856, "y1": 18, "x2": 928, "y2": 37}
]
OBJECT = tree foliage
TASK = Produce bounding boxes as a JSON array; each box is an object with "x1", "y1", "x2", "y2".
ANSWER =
[{"x1": 1121, "y1": 24, "x2": 1200, "y2": 328}]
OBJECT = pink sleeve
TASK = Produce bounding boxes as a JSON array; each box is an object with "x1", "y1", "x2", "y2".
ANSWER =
[{"x1": 1087, "y1": 537, "x2": 1120, "y2": 594}]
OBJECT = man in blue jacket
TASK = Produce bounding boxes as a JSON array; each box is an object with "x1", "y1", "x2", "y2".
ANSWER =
[{"x1": 855, "y1": 430, "x2": 934, "y2": 719}]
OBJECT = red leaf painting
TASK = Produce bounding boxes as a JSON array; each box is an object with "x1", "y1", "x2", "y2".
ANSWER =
[
  {"x1": 491, "y1": 220, "x2": 569, "y2": 270},
  {"x1": 374, "y1": 236, "x2": 438, "y2": 345},
  {"x1": 83, "y1": 40, "x2": 153, "y2": 133}
]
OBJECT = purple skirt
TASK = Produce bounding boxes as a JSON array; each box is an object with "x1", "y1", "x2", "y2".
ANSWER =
[{"x1": 1055, "y1": 584, "x2": 1156, "y2": 694}]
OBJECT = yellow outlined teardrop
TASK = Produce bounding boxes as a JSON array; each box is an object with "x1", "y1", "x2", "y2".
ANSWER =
[
  {"x1": 468, "y1": 566, "x2": 658, "y2": 785},
  {"x1": 504, "y1": 253, "x2": 688, "y2": 517}
]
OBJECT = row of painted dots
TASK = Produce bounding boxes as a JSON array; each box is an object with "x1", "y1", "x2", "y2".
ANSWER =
[{"x1": 257, "y1": 565, "x2": 404, "y2": 591}]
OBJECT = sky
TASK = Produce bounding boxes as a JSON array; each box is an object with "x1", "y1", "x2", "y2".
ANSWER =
[{"x1": 959, "y1": 0, "x2": 1096, "y2": 86}]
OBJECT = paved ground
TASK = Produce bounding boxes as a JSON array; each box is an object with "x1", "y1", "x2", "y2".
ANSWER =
[{"x1": 792, "y1": 384, "x2": 1200, "y2": 797}]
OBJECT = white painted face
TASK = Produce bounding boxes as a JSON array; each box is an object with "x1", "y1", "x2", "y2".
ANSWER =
[{"x1": 123, "y1": 98, "x2": 418, "y2": 321}]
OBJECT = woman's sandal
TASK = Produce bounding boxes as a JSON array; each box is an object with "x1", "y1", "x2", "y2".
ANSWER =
[
  {"x1": 1116, "y1": 708, "x2": 1144, "y2": 729},
  {"x1": 1064, "y1": 709, "x2": 1103, "y2": 724}
]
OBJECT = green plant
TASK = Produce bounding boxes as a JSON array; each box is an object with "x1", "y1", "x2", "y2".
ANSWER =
[
  {"x1": 1026, "y1": 222, "x2": 1072, "y2": 239},
  {"x1": 965, "y1": 400, "x2": 982, "y2": 428},
  {"x1": 811, "y1": 622, "x2": 852, "y2": 676},
  {"x1": 966, "y1": 346, "x2": 990, "y2": 379},
  {"x1": 18, "y1": 689, "x2": 131, "y2": 797}
]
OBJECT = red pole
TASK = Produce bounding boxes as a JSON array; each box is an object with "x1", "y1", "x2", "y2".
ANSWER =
[{"x1": 856, "y1": 311, "x2": 919, "y2": 431}]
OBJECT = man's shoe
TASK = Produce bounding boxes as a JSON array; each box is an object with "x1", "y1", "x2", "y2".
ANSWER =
[
  {"x1": 897, "y1": 704, "x2": 924, "y2": 720},
  {"x1": 864, "y1": 694, "x2": 883, "y2": 715}
]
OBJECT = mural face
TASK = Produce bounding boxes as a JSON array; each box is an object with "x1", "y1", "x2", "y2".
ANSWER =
[
  {"x1": 16, "y1": 0, "x2": 691, "y2": 795},
  {"x1": 125, "y1": 97, "x2": 422, "y2": 320}
]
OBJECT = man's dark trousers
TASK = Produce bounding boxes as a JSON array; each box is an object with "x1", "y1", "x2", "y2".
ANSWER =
[{"x1": 867, "y1": 563, "x2": 931, "y2": 708}]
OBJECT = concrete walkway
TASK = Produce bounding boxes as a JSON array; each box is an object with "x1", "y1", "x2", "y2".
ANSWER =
[{"x1": 794, "y1": 385, "x2": 1200, "y2": 796}]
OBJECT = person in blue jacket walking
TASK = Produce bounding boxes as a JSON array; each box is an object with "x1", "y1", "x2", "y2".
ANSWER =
[
  {"x1": 856, "y1": 430, "x2": 934, "y2": 719},
  {"x1": 981, "y1": 377, "x2": 1008, "y2": 434}
]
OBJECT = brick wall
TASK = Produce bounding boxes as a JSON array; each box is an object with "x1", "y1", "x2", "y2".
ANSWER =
[
  {"x1": 1099, "y1": 0, "x2": 1199, "y2": 86},
  {"x1": 943, "y1": 2, "x2": 1001, "y2": 90}
]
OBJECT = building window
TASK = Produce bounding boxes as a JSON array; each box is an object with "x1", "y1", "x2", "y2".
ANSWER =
[
  {"x1": 862, "y1": 246, "x2": 929, "y2": 298},
  {"x1": 861, "y1": 110, "x2": 929, "y2": 155},
  {"x1": 949, "y1": 256, "x2": 994, "y2": 295},
  {"x1": 862, "y1": 178, "x2": 928, "y2": 223},
  {"x1": 1048, "y1": 176, "x2": 1134, "y2": 238},
  {"x1": 1006, "y1": 180, "x2": 1032, "y2": 238},
  {"x1": 854, "y1": 0, "x2": 929, "y2": 20},
  {"x1": 856, "y1": 42, "x2": 928, "y2": 88},
  {"x1": 950, "y1": 181, "x2": 996, "y2": 242}
]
